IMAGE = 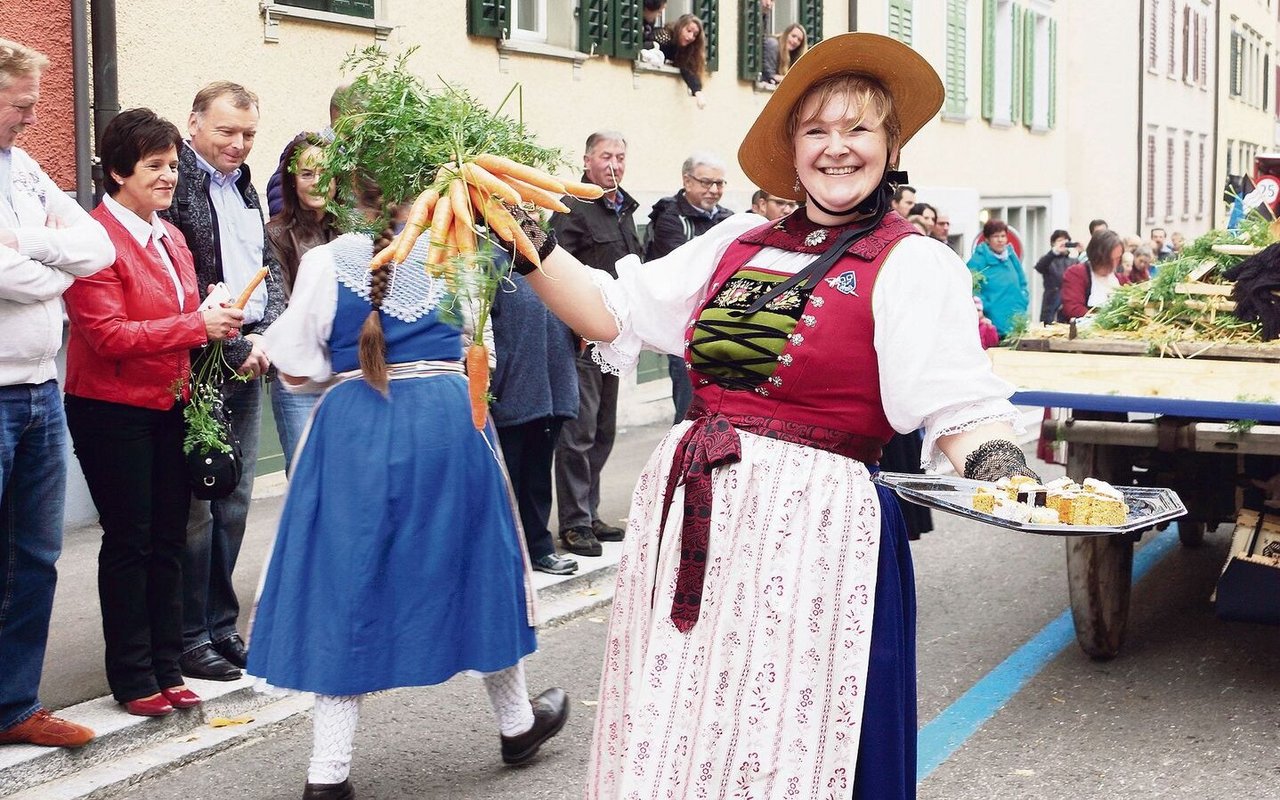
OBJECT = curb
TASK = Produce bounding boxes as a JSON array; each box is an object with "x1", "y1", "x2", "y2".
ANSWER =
[{"x1": 0, "y1": 562, "x2": 620, "y2": 800}]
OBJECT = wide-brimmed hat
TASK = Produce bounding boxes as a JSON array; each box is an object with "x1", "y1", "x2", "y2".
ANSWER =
[{"x1": 739, "y1": 32, "x2": 944, "y2": 202}]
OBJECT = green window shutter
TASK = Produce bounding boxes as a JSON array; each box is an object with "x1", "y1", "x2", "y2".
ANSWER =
[
  {"x1": 1010, "y1": 5, "x2": 1022, "y2": 124},
  {"x1": 613, "y1": 0, "x2": 643, "y2": 60},
  {"x1": 739, "y1": 0, "x2": 763, "y2": 82},
  {"x1": 280, "y1": 0, "x2": 327, "y2": 11},
  {"x1": 981, "y1": 0, "x2": 996, "y2": 121},
  {"x1": 945, "y1": 0, "x2": 966, "y2": 115},
  {"x1": 330, "y1": 0, "x2": 374, "y2": 18},
  {"x1": 1048, "y1": 18, "x2": 1057, "y2": 128},
  {"x1": 1022, "y1": 11, "x2": 1035, "y2": 127},
  {"x1": 468, "y1": 0, "x2": 509, "y2": 38},
  {"x1": 693, "y1": 0, "x2": 719, "y2": 72},
  {"x1": 888, "y1": 0, "x2": 913, "y2": 46},
  {"x1": 800, "y1": 0, "x2": 824, "y2": 45},
  {"x1": 579, "y1": 0, "x2": 613, "y2": 56}
]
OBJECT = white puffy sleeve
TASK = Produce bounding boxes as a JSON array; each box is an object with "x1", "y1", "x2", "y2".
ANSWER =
[
  {"x1": 262, "y1": 244, "x2": 337, "y2": 389},
  {"x1": 872, "y1": 235, "x2": 1020, "y2": 468},
  {"x1": 588, "y1": 213, "x2": 767, "y2": 374}
]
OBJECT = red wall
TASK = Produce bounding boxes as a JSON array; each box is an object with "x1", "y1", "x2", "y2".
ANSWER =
[{"x1": 1, "y1": 0, "x2": 77, "y2": 190}]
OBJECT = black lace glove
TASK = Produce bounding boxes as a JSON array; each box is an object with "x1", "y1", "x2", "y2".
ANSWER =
[
  {"x1": 508, "y1": 203, "x2": 558, "y2": 275},
  {"x1": 963, "y1": 439, "x2": 1042, "y2": 483}
]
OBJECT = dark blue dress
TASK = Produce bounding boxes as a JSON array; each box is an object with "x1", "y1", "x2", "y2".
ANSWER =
[{"x1": 247, "y1": 242, "x2": 537, "y2": 696}]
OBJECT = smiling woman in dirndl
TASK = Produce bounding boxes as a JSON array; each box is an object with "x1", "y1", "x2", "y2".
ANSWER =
[{"x1": 506, "y1": 33, "x2": 1033, "y2": 800}]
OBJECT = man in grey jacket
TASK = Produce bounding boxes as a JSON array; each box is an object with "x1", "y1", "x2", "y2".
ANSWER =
[
  {"x1": 0, "y1": 38, "x2": 113, "y2": 748},
  {"x1": 162, "y1": 81, "x2": 283, "y2": 681}
]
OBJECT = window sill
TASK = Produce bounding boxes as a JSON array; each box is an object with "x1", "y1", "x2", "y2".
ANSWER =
[
  {"x1": 497, "y1": 38, "x2": 589, "y2": 65},
  {"x1": 989, "y1": 117, "x2": 1014, "y2": 129},
  {"x1": 941, "y1": 110, "x2": 970, "y2": 123},
  {"x1": 633, "y1": 60, "x2": 682, "y2": 78},
  {"x1": 260, "y1": 3, "x2": 393, "y2": 43}
]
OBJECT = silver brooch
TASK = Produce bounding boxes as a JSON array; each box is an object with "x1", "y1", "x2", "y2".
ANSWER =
[{"x1": 804, "y1": 229, "x2": 828, "y2": 247}]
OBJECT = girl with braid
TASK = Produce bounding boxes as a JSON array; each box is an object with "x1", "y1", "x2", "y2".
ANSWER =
[{"x1": 248, "y1": 185, "x2": 568, "y2": 800}]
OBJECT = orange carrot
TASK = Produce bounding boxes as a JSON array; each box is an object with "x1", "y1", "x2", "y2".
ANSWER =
[
  {"x1": 472, "y1": 154, "x2": 567, "y2": 194},
  {"x1": 467, "y1": 184, "x2": 515, "y2": 241},
  {"x1": 426, "y1": 186, "x2": 455, "y2": 266},
  {"x1": 508, "y1": 219, "x2": 542, "y2": 271},
  {"x1": 460, "y1": 162, "x2": 521, "y2": 206},
  {"x1": 561, "y1": 179, "x2": 605, "y2": 200},
  {"x1": 233, "y1": 268, "x2": 269, "y2": 309},
  {"x1": 501, "y1": 175, "x2": 571, "y2": 213},
  {"x1": 480, "y1": 197, "x2": 521, "y2": 245},
  {"x1": 449, "y1": 179, "x2": 476, "y2": 254},
  {"x1": 394, "y1": 188, "x2": 439, "y2": 263},
  {"x1": 466, "y1": 343, "x2": 489, "y2": 430}
]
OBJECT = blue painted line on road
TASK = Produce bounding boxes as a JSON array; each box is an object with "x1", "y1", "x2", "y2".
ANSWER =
[{"x1": 915, "y1": 524, "x2": 1182, "y2": 782}]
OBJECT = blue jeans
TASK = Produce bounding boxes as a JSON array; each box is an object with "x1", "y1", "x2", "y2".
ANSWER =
[
  {"x1": 269, "y1": 377, "x2": 317, "y2": 476},
  {"x1": 182, "y1": 377, "x2": 261, "y2": 652},
  {"x1": 0, "y1": 381, "x2": 67, "y2": 730}
]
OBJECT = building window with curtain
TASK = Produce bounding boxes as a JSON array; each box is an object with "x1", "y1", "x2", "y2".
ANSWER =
[{"x1": 278, "y1": 0, "x2": 375, "y2": 18}]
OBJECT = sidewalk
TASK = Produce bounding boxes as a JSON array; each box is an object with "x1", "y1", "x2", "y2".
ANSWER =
[{"x1": 0, "y1": 422, "x2": 669, "y2": 800}]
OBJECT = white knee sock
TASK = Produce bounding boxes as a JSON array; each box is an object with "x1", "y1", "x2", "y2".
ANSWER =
[
  {"x1": 309, "y1": 694, "x2": 362, "y2": 785},
  {"x1": 482, "y1": 663, "x2": 535, "y2": 737}
]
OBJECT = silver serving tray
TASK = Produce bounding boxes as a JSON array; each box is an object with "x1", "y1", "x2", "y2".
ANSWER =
[{"x1": 873, "y1": 472, "x2": 1187, "y2": 537}]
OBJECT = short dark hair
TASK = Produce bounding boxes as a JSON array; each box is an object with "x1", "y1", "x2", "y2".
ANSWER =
[
  {"x1": 751, "y1": 189, "x2": 768, "y2": 204},
  {"x1": 1150, "y1": 227, "x2": 1166, "y2": 237},
  {"x1": 909, "y1": 202, "x2": 935, "y2": 217},
  {"x1": 1087, "y1": 218, "x2": 1108, "y2": 234},
  {"x1": 982, "y1": 219, "x2": 1008, "y2": 238},
  {"x1": 892, "y1": 184, "x2": 916, "y2": 202},
  {"x1": 1050, "y1": 228, "x2": 1070, "y2": 244},
  {"x1": 1086, "y1": 229, "x2": 1124, "y2": 268},
  {"x1": 98, "y1": 108, "x2": 182, "y2": 196},
  {"x1": 643, "y1": 0, "x2": 666, "y2": 10}
]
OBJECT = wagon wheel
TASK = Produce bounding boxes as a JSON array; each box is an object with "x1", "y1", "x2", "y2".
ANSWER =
[
  {"x1": 1177, "y1": 521, "x2": 1207, "y2": 548},
  {"x1": 1064, "y1": 441, "x2": 1133, "y2": 661}
]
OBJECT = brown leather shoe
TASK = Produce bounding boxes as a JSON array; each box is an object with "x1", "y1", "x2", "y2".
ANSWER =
[
  {"x1": 0, "y1": 708, "x2": 95, "y2": 748},
  {"x1": 560, "y1": 526, "x2": 602, "y2": 557},
  {"x1": 302, "y1": 778, "x2": 354, "y2": 799},
  {"x1": 500, "y1": 687, "x2": 569, "y2": 765}
]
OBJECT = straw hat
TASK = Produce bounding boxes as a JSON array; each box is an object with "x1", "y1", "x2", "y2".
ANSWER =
[{"x1": 739, "y1": 32, "x2": 945, "y2": 202}]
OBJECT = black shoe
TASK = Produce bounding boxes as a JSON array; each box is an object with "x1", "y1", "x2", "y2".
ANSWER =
[
  {"x1": 591, "y1": 518, "x2": 626, "y2": 542},
  {"x1": 179, "y1": 643, "x2": 242, "y2": 681},
  {"x1": 302, "y1": 779, "x2": 354, "y2": 800},
  {"x1": 532, "y1": 553, "x2": 579, "y2": 576},
  {"x1": 213, "y1": 633, "x2": 248, "y2": 669},
  {"x1": 560, "y1": 526, "x2": 602, "y2": 557},
  {"x1": 500, "y1": 687, "x2": 569, "y2": 766}
]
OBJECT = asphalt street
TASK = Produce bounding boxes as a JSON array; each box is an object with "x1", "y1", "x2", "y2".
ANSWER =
[{"x1": 33, "y1": 425, "x2": 1280, "y2": 799}]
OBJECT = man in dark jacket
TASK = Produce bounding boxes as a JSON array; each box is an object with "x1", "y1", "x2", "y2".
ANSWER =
[
  {"x1": 549, "y1": 130, "x2": 643, "y2": 558},
  {"x1": 645, "y1": 152, "x2": 733, "y2": 422},
  {"x1": 161, "y1": 81, "x2": 284, "y2": 682}
]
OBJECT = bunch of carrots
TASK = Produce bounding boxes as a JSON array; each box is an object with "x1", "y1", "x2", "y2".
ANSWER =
[{"x1": 373, "y1": 153, "x2": 603, "y2": 430}]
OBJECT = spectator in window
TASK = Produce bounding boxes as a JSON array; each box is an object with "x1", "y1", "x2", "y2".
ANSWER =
[
  {"x1": 1033, "y1": 229, "x2": 1075, "y2": 324},
  {"x1": 908, "y1": 201, "x2": 936, "y2": 235},
  {"x1": 1058, "y1": 229, "x2": 1128, "y2": 322},
  {"x1": 967, "y1": 218, "x2": 1029, "y2": 339},
  {"x1": 642, "y1": 0, "x2": 666, "y2": 46},
  {"x1": 654, "y1": 14, "x2": 709, "y2": 109},
  {"x1": 750, "y1": 188, "x2": 797, "y2": 221},
  {"x1": 761, "y1": 23, "x2": 807, "y2": 84},
  {"x1": 265, "y1": 133, "x2": 339, "y2": 474}
]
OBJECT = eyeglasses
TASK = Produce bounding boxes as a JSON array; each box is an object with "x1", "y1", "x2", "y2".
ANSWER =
[{"x1": 687, "y1": 176, "x2": 727, "y2": 189}]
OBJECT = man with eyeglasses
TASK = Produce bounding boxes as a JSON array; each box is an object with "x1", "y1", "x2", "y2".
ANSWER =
[
  {"x1": 0, "y1": 37, "x2": 113, "y2": 750},
  {"x1": 750, "y1": 189, "x2": 798, "y2": 221},
  {"x1": 644, "y1": 152, "x2": 733, "y2": 423}
]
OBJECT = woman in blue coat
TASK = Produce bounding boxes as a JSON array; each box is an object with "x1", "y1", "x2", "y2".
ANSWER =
[{"x1": 967, "y1": 219, "x2": 1029, "y2": 339}]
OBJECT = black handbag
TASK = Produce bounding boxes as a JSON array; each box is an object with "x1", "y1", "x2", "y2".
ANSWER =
[
  {"x1": 1215, "y1": 508, "x2": 1280, "y2": 625},
  {"x1": 184, "y1": 386, "x2": 243, "y2": 501}
]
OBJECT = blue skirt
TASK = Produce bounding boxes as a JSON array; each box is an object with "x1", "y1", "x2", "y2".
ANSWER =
[
  {"x1": 852, "y1": 482, "x2": 919, "y2": 799},
  {"x1": 246, "y1": 374, "x2": 537, "y2": 696}
]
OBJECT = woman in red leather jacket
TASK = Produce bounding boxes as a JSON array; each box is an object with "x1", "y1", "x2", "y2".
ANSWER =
[
  {"x1": 62, "y1": 109, "x2": 243, "y2": 717},
  {"x1": 1057, "y1": 229, "x2": 1128, "y2": 322}
]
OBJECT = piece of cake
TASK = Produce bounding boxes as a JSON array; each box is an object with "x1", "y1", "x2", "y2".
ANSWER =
[
  {"x1": 1029, "y1": 506, "x2": 1061, "y2": 525},
  {"x1": 990, "y1": 495, "x2": 1032, "y2": 523},
  {"x1": 1080, "y1": 478, "x2": 1129, "y2": 526},
  {"x1": 1015, "y1": 483, "x2": 1049, "y2": 507},
  {"x1": 972, "y1": 486, "x2": 998, "y2": 514}
]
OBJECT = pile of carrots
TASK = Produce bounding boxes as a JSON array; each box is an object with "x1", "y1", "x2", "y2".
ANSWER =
[{"x1": 373, "y1": 154, "x2": 604, "y2": 429}]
